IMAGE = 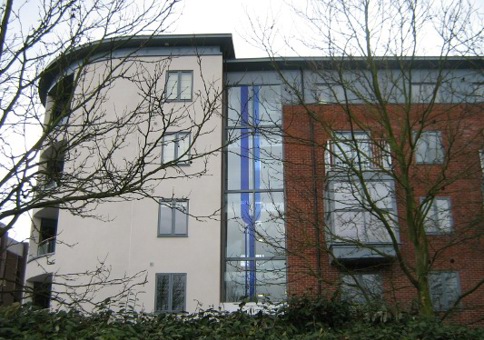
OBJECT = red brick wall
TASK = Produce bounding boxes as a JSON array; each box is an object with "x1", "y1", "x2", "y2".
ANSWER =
[{"x1": 283, "y1": 103, "x2": 484, "y2": 325}]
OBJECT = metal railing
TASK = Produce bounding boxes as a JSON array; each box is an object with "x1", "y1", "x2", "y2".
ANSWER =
[{"x1": 37, "y1": 237, "x2": 56, "y2": 256}]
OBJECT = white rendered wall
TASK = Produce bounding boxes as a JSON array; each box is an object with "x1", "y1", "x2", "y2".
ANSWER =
[{"x1": 25, "y1": 52, "x2": 223, "y2": 312}]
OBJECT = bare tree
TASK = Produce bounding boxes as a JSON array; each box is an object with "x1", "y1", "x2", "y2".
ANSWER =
[
  {"x1": 0, "y1": 0, "x2": 227, "y2": 231},
  {"x1": 245, "y1": 0, "x2": 483, "y2": 321},
  {"x1": 0, "y1": 0, "x2": 229, "y2": 311}
]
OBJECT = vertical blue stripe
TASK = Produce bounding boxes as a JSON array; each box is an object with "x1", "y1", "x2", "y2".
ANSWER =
[
  {"x1": 250, "y1": 86, "x2": 261, "y2": 297},
  {"x1": 239, "y1": 86, "x2": 251, "y2": 298}
]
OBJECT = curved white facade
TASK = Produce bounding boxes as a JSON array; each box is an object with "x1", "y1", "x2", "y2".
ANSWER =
[{"x1": 25, "y1": 38, "x2": 226, "y2": 312}]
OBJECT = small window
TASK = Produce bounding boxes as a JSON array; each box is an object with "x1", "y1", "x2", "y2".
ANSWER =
[
  {"x1": 155, "y1": 273, "x2": 187, "y2": 312},
  {"x1": 32, "y1": 281, "x2": 52, "y2": 309},
  {"x1": 166, "y1": 71, "x2": 193, "y2": 101},
  {"x1": 421, "y1": 197, "x2": 453, "y2": 234},
  {"x1": 429, "y1": 271, "x2": 460, "y2": 311},
  {"x1": 37, "y1": 218, "x2": 57, "y2": 256},
  {"x1": 48, "y1": 74, "x2": 74, "y2": 126},
  {"x1": 341, "y1": 273, "x2": 383, "y2": 304},
  {"x1": 479, "y1": 150, "x2": 484, "y2": 174},
  {"x1": 158, "y1": 200, "x2": 188, "y2": 236},
  {"x1": 46, "y1": 157, "x2": 64, "y2": 187},
  {"x1": 411, "y1": 83, "x2": 439, "y2": 103},
  {"x1": 414, "y1": 131, "x2": 444, "y2": 164},
  {"x1": 162, "y1": 132, "x2": 191, "y2": 164}
]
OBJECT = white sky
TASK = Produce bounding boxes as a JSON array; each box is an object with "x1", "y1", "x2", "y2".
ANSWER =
[{"x1": 171, "y1": 0, "x2": 307, "y2": 58}]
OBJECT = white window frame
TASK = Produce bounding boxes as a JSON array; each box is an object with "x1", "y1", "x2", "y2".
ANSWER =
[
  {"x1": 162, "y1": 132, "x2": 191, "y2": 164},
  {"x1": 158, "y1": 199, "x2": 188, "y2": 236},
  {"x1": 333, "y1": 131, "x2": 371, "y2": 169},
  {"x1": 414, "y1": 131, "x2": 444, "y2": 164},
  {"x1": 421, "y1": 197, "x2": 453, "y2": 234},
  {"x1": 341, "y1": 273, "x2": 383, "y2": 304},
  {"x1": 155, "y1": 273, "x2": 187, "y2": 312},
  {"x1": 429, "y1": 271, "x2": 460, "y2": 311},
  {"x1": 165, "y1": 71, "x2": 193, "y2": 101}
]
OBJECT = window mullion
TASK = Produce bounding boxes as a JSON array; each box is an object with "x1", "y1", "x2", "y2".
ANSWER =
[{"x1": 177, "y1": 72, "x2": 181, "y2": 100}]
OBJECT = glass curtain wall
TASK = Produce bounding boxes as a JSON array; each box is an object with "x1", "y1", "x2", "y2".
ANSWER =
[{"x1": 224, "y1": 85, "x2": 286, "y2": 302}]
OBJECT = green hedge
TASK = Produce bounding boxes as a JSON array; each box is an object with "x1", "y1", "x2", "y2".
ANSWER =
[{"x1": 0, "y1": 299, "x2": 482, "y2": 340}]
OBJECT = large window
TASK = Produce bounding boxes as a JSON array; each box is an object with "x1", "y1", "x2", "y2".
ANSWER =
[
  {"x1": 225, "y1": 85, "x2": 286, "y2": 302},
  {"x1": 162, "y1": 132, "x2": 190, "y2": 164},
  {"x1": 429, "y1": 271, "x2": 460, "y2": 311},
  {"x1": 330, "y1": 180, "x2": 396, "y2": 243},
  {"x1": 158, "y1": 200, "x2": 188, "y2": 236},
  {"x1": 421, "y1": 197, "x2": 453, "y2": 234},
  {"x1": 341, "y1": 273, "x2": 383, "y2": 304},
  {"x1": 414, "y1": 131, "x2": 444, "y2": 164},
  {"x1": 155, "y1": 273, "x2": 186, "y2": 312},
  {"x1": 166, "y1": 71, "x2": 192, "y2": 101}
]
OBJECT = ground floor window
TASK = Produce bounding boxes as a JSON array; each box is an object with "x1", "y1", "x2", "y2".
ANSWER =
[
  {"x1": 155, "y1": 273, "x2": 186, "y2": 312},
  {"x1": 224, "y1": 259, "x2": 286, "y2": 302},
  {"x1": 341, "y1": 273, "x2": 383, "y2": 304},
  {"x1": 32, "y1": 281, "x2": 52, "y2": 309},
  {"x1": 429, "y1": 271, "x2": 460, "y2": 311}
]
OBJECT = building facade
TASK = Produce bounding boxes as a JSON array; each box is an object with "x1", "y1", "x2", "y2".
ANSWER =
[{"x1": 24, "y1": 34, "x2": 483, "y2": 322}]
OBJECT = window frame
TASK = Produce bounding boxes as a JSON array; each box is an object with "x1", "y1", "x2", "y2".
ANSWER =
[
  {"x1": 420, "y1": 197, "x2": 453, "y2": 235},
  {"x1": 158, "y1": 199, "x2": 189, "y2": 237},
  {"x1": 429, "y1": 271, "x2": 461, "y2": 311},
  {"x1": 165, "y1": 71, "x2": 193, "y2": 101},
  {"x1": 161, "y1": 132, "x2": 191, "y2": 165},
  {"x1": 155, "y1": 273, "x2": 187, "y2": 313},
  {"x1": 414, "y1": 131, "x2": 445, "y2": 164}
]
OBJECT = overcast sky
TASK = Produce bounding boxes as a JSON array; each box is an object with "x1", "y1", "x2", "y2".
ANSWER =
[{"x1": 170, "y1": 0, "x2": 309, "y2": 58}]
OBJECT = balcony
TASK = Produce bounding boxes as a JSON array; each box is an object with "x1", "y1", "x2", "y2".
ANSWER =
[
  {"x1": 37, "y1": 237, "x2": 56, "y2": 256},
  {"x1": 324, "y1": 138, "x2": 392, "y2": 174}
]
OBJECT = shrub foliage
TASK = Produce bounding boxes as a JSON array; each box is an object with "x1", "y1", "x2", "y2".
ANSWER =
[{"x1": 0, "y1": 298, "x2": 482, "y2": 339}]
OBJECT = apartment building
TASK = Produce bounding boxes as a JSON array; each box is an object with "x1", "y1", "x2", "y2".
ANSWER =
[{"x1": 24, "y1": 34, "x2": 483, "y2": 322}]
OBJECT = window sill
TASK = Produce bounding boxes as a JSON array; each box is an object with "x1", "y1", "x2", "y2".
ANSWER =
[
  {"x1": 28, "y1": 252, "x2": 55, "y2": 263},
  {"x1": 157, "y1": 234, "x2": 189, "y2": 238}
]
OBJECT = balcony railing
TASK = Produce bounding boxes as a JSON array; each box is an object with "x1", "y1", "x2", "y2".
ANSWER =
[
  {"x1": 324, "y1": 139, "x2": 392, "y2": 174},
  {"x1": 37, "y1": 237, "x2": 56, "y2": 256}
]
